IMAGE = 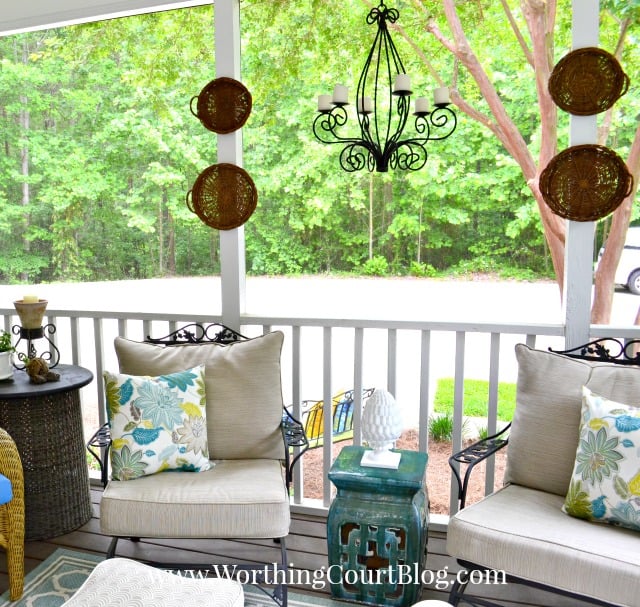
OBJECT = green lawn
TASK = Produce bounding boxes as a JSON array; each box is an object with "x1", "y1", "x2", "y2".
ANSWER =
[{"x1": 433, "y1": 378, "x2": 516, "y2": 422}]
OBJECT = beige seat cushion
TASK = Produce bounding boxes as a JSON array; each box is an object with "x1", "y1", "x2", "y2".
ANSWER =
[
  {"x1": 62, "y1": 557, "x2": 244, "y2": 607},
  {"x1": 114, "y1": 331, "x2": 285, "y2": 460},
  {"x1": 101, "y1": 459, "x2": 290, "y2": 539},
  {"x1": 505, "y1": 344, "x2": 640, "y2": 495},
  {"x1": 447, "y1": 484, "x2": 640, "y2": 607}
]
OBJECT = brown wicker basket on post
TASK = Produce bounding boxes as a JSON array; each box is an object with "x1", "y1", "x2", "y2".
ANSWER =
[
  {"x1": 549, "y1": 47, "x2": 629, "y2": 116},
  {"x1": 187, "y1": 163, "x2": 258, "y2": 230},
  {"x1": 189, "y1": 77, "x2": 252, "y2": 134},
  {"x1": 539, "y1": 144, "x2": 634, "y2": 221}
]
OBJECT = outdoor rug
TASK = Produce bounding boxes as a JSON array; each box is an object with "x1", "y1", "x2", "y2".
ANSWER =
[{"x1": 0, "y1": 548, "x2": 343, "y2": 607}]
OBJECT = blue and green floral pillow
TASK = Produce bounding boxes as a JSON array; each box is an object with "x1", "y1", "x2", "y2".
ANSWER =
[
  {"x1": 562, "y1": 386, "x2": 640, "y2": 532},
  {"x1": 104, "y1": 365, "x2": 211, "y2": 481}
]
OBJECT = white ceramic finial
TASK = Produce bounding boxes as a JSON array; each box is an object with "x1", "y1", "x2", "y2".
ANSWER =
[{"x1": 361, "y1": 389, "x2": 403, "y2": 469}]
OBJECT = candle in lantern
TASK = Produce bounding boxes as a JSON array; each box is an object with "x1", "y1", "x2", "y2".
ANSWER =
[
  {"x1": 332, "y1": 84, "x2": 348, "y2": 104},
  {"x1": 14, "y1": 298, "x2": 48, "y2": 329},
  {"x1": 434, "y1": 86, "x2": 450, "y2": 105},
  {"x1": 415, "y1": 97, "x2": 429, "y2": 114},
  {"x1": 393, "y1": 74, "x2": 411, "y2": 93},
  {"x1": 357, "y1": 97, "x2": 373, "y2": 114},
  {"x1": 317, "y1": 94, "x2": 333, "y2": 112}
]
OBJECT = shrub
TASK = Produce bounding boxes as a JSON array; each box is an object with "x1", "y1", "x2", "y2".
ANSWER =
[
  {"x1": 428, "y1": 412, "x2": 470, "y2": 442},
  {"x1": 409, "y1": 261, "x2": 437, "y2": 277},
  {"x1": 361, "y1": 255, "x2": 389, "y2": 276},
  {"x1": 428, "y1": 413, "x2": 453, "y2": 442}
]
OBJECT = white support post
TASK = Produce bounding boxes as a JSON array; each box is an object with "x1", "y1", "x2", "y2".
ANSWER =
[
  {"x1": 215, "y1": 0, "x2": 245, "y2": 331},
  {"x1": 563, "y1": 0, "x2": 599, "y2": 348}
]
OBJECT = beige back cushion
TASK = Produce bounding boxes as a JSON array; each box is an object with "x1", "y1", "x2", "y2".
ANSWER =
[
  {"x1": 114, "y1": 331, "x2": 285, "y2": 460},
  {"x1": 505, "y1": 344, "x2": 640, "y2": 496}
]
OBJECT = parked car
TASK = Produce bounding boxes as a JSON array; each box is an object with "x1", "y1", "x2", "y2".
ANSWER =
[{"x1": 598, "y1": 226, "x2": 640, "y2": 295}]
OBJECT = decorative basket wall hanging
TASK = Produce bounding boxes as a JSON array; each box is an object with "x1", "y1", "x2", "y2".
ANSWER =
[
  {"x1": 190, "y1": 77, "x2": 252, "y2": 134},
  {"x1": 539, "y1": 144, "x2": 633, "y2": 221},
  {"x1": 548, "y1": 47, "x2": 629, "y2": 116},
  {"x1": 186, "y1": 163, "x2": 258, "y2": 230}
]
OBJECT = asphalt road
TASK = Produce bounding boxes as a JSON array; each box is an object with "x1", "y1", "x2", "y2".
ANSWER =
[{"x1": 3, "y1": 274, "x2": 638, "y2": 324}]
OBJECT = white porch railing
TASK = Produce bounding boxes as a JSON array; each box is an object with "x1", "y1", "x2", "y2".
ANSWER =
[{"x1": 3, "y1": 307, "x2": 640, "y2": 518}]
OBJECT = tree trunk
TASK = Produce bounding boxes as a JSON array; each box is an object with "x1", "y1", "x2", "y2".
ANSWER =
[
  {"x1": 19, "y1": 40, "x2": 30, "y2": 282},
  {"x1": 166, "y1": 194, "x2": 176, "y2": 276},
  {"x1": 369, "y1": 174, "x2": 374, "y2": 260},
  {"x1": 592, "y1": 121, "x2": 640, "y2": 323}
]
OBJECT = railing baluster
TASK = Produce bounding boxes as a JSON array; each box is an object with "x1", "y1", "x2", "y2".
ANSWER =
[
  {"x1": 450, "y1": 331, "x2": 466, "y2": 515},
  {"x1": 353, "y1": 327, "x2": 364, "y2": 446},
  {"x1": 485, "y1": 332, "x2": 501, "y2": 495},
  {"x1": 322, "y1": 326, "x2": 333, "y2": 508},
  {"x1": 291, "y1": 325, "x2": 303, "y2": 504},
  {"x1": 418, "y1": 329, "x2": 431, "y2": 454},
  {"x1": 70, "y1": 317, "x2": 80, "y2": 365},
  {"x1": 93, "y1": 317, "x2": 106, "y2": 428},
  {"x1": 48, "y1": 315, "x2": 58, "y2": 361},
  {"x1": 387, "y1": 328, "x2": 397, "y2": 396}
]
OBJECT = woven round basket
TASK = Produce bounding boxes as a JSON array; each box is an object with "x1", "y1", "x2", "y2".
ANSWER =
[
  {"x1": 540, "y1": 144, "x2": 633, "y2": 221},
  {"x1": 189, "y1": 77, "x2": 252, "y2": 133},
  {"x1": 186, "y1": 163, "x2": 258, "y2": 230},
  {"x1": 549, "y1": 47, "x2": 629, "y2": 115}
]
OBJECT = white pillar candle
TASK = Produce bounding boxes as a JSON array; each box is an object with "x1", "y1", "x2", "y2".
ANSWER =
[
  {"x1": 393, "y1": 74, "x2": 411, "y2": 93},
  {"x1": 357, "y1": 96, "x2": 373, "y2": 114},
  {"x1": 22, "y1": 294, "x2": 39, "y2": 303},
  {"x1": 415, "y1": 97, "x2": 429, "y2": 114},
  {"x1": 434, "y1": 86, "x2": 450, "y2": 105},
  {"x1": 332, "y1": 84, "x2": 348, "y2": 104},
  {"x1": 317, "y1": 94, "x2": 333, "y2": 111}
]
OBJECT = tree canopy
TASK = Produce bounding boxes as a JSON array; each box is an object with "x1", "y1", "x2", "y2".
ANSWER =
[{"x1": 0, "y1": 1, "x2": 638, "y2": 322}]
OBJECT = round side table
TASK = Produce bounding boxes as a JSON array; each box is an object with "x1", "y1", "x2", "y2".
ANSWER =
[{"x1": 0, "y1": 365, "x2": 93, "y2": 540}]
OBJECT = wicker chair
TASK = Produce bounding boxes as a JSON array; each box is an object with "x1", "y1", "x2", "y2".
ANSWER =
[{"x1": 0, "y1": 428, "x2": 24, "y2": 601}]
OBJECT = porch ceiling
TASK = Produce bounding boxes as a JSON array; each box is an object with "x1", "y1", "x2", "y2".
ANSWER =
[{"x1": 0, "y1": 0, "x2": 212, "y2": 37}]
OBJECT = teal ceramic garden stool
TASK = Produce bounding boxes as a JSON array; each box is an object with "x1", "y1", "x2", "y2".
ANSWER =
[{"x1": 327, "y1": 446, "x2": 429, "y2": 607}]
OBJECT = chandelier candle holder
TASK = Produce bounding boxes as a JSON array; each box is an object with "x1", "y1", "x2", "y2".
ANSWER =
[
  {"x1": 361, "y1": 388, "x2": 404, "y2": 469},
  {"x1": 312, "y1": 2, "x2": 457, "y2": 172},
  {"x1": 12, "y1": 297, "x2": 60, "y2": 369}
]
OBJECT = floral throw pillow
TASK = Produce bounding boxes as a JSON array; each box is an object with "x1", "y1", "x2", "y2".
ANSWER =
[
  {"x1": 562, "y1": 386, "x2": 640, "y2": 531},
  {"x1": 104, "y1": 365, "x2": 211, "y2": 481}
]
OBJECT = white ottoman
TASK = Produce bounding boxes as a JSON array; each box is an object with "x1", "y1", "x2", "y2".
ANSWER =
[{"x1": 61, "y1": 558, "x2": 244, "y2": 607}]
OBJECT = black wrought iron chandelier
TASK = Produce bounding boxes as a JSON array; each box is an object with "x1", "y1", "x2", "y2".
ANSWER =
[{"x1": 312, "y1": 2, "x2": 457, "y2": 173}]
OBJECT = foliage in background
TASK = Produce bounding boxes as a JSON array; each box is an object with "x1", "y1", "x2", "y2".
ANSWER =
[
  {"x1": 0, "y1": 1, "x2": 637, "y2": 285},
  {"x1": 433, "y1": 378, "x2": 516, "y2": 422}
]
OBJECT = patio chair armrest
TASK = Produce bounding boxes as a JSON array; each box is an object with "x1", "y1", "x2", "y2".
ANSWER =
[
  {"x1": 87, "y1": 422, "x2": 112, "y2": 488},
  {"x1": 448, "y1": 423, "x2": 510, "y2": 510},
  {"x1": 281, "y1": 407, "x2": 309, "y2": 489}
]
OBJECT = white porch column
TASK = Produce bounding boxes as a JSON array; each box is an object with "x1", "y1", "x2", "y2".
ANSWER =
[
  {"x1": 563, "y1": 0, "x2": 599, "y2": 348},
  {"x1": 215, "y1": 0, "x2": 246, "y2": 330}
]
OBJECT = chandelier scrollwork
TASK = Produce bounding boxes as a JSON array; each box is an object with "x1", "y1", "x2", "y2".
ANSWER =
[{"x1": 312, "y1": 2, "x2": 457, "y2": 173}]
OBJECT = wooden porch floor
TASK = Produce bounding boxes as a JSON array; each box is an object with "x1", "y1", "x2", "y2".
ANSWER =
[{"x1": 0, "y1": 487, "x2": 594, "y2": 607}]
